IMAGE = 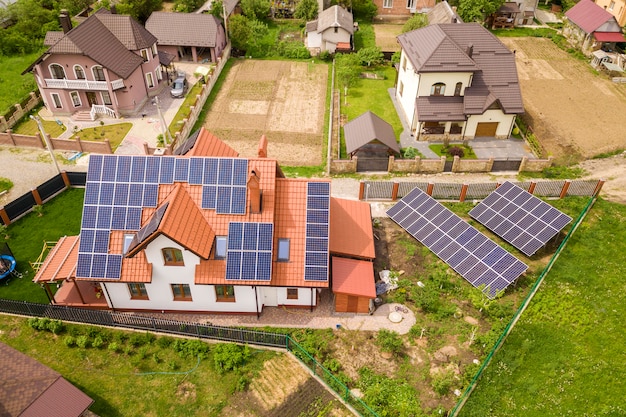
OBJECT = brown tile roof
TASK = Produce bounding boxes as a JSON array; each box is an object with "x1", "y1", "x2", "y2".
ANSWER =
[
  {"x1": 343, "y1": 111, "x2": 400, "y2": 155},
  {"x1": 33, "y1": 235, "x2": 79, "y2": 282},
  {"x1": 43, "y1": 31, "x2": 64, "y2": 46},
  {"x1": 498, "y1": 1, "x2": 521, "y2": 13},
  {"x1": 398, "y1": 23, "x2": 523, "y2": 115},
  {"x1": 0, "y1": 342, "x2": 93, "y2": 417},
  {"x1": 331, "y1": 257, "x2": 376, "y2": 298},
  {"x1": 330, "y1": 198, "x2": 375, "y2": 259},
  {"x1": 416, "y1": 96, "x2": 465, "y2": 122},
  {"x1": 146, "y1": 12, "x2": 222, "y2": 47}
]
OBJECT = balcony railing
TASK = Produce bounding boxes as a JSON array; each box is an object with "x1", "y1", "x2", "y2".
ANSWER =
[{"x1": 44, "y1": 78, "x2": 125, "y2": 91}]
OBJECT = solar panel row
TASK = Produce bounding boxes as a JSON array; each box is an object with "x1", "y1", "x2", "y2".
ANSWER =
[
  {"x1": 387, "y1": 187, "x2": 527, "y2": 298},
  {"x1": 304, "y1": 182, "x2": 330, "y2": 282},
  {"x1": 226, "y1": 222, "x2": 273, "y2": 281},
  {"x1": 469, "y1": 182, "x2": 572, "y2": 256}
]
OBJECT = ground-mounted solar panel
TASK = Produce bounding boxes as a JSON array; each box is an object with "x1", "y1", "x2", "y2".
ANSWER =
[
  {"x1": 304, "y1": 182, "x2": 330, "y2": 282},
  {"x1": 225, "y1": 222, "x2": 273, "y2": 281},
  {"x1": 387, "y1": 187, "x2": 528, "y2": 298},
  {"x1": 469, "y1": 181, "x2": 572, "y2": 256}
]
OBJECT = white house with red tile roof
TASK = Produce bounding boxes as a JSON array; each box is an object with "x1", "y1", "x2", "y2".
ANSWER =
[
  {"x1": 563, "y1": 0, "x2": 626, "y2": 55},
  {"x1": 34, "y1": 129, "x2": 376, "y2": 315}
]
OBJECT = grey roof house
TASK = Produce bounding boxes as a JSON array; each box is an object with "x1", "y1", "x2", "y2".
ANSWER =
[
  {"x1": 395, "y1": 23, "x2": 523, "y2": 141},
  {"x1": 344, "y1": 111, "x2": 400, "y2": 172},
  {"x1": 145, "y1": 12, "x2": 227, "y2": 63},
  {"x1": 427, "y1": 0, "x2": 462, "y2": 24},
  {"x1": 306, "y1": 5, "x2": 354, "y2": 54}
]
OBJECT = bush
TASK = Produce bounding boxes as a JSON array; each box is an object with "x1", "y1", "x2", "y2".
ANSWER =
[
  {"x1": 108, "y1": 342, "x2": 120, "y2": 353},
  {"x1": 319, "y1": 50, "x2": 332, "y2": 61},
  {"x1": 447, "y1": 146, "x2": 465, "y2": 158},
  {"x1": 76, "y1": 335, "x2": 90, "y2": 349},
  {"x1": 402, "y1": 146, "x2": 420, "y2": 159},
  {"x1": 376, "y1": 329, "x2": 404, "y2": 355},
  {"x1": 431, "y1": 370, "x2": 455, "y2": 396},
  {"x1": 28, "y1": 318, "x2": 65, "y2": 334},
  {"x1": 172, "y1": 339, "x2": 210, "y2": 359},
  {"x1": 92, "y1": 335, "x2": 105, "y2": 349},
  {"x1": 156, "y1": 336, "x2": 174, "y2": 349},
  {"x1": 63, "y1": 336, "x2": 76, "y2": 347},
  {"x1": 213, "y1": 343, "x2": 251, "y2": 373},
  {"x1": 47, "y1": 320, "x2": 65, "y2": 335}
]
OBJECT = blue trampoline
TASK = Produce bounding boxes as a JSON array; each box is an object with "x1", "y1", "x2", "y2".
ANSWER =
[{"x1": 0, "y1": 254, "x2": 16, "y2": 284}]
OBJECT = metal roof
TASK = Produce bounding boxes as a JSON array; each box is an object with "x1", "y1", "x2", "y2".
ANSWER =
[
  {"x1": 310, "y1": 5, "x2": 354, "y2": 34},
  {"x1": 565, "y1": 0, "x2": 619, "y2": 33},
  {"x1": 343, "y1": 111, "x2": 400, "y2": 154},
  {"x1": 146, "y1": 12, "x2": 222, "y2": 47}
]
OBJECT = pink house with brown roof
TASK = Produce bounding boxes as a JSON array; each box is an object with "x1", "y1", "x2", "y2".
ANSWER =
[
  {"x1": 34, "y1": 129, "x2": 376, "y2": 315},
  {"x1": 23, "y1": 9, "x2": 167, "y2": 119}
]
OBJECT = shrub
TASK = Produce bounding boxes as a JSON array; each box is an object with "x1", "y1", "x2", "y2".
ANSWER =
[
  {"x1": 213, "y1": 343, "x2": 251, "y2": 374},
  {"x1": 63, "y1": 336, "x2": 76, "y2": 347},
  {"x1": 431, "y1": 370, "x2": 455, "y2": 396},
  {"x1": 48, "y1": 320, "x2": 65, "y2": 334},
  {"x1": 108, "y1": 342, "x2": 120, "y2": 353},
  {"x1": 128, "y1": 333, "x2": 147, "y2": 347},
  {"x1": 402, "y1": 147, "x2": 420, "y2": 159},
  {"x1": 92, "y1": 335, "x2": 105, "y2": 349},
  {"x1": 319, "y1": 50, "x2": 332, "y2": 61},
  {"x1": 235, "y1": 375, "x2": 250, "y2": 392},
  {"x1": 172, "y1": 339, "x2": 210, "y2": 359},
  {"x1": 447, "y1": 146, "x2": 465, "y2": 158},
  {"x1": 156, "y1": 336, "x2": 174, "y2": 349},
  {"x1": 376, "y1": 329, "x2": 404, "y2": 355},
  {"x1": 76, "y1": 335, "x2": 90, "y2": 349}
]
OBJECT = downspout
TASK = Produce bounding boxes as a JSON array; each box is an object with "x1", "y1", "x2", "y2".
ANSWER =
[
  {"x1": 254, "y1": 286, "x2": 260, "y2": 319},
  {"x1": 310, "y1": 288, "x2": 314, "y2": 312},
  {"x1": 101, "y1": 282, "x2": 115, "y2": 311}
]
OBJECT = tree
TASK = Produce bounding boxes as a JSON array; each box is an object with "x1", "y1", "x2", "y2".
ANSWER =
[
  {"x1": 402, "y1": 13, "x2": 428, "y2": 33},
  {"x1": 332, "y1": 0, "x2": 377, "y2": 20},
  {"x1": 209, "y1": 0, "x2": 224, "y2": 19},
  {"x1": 229, "y1": 14, "x2": 253, "y2": 52},
  {"x1": 294, "y1": 0, "x2": 319, "y2": 21},
  {"x1": 174, "y1": 0, "x2": 205, "y2": 13},
  {"x1": 357, "y1": 46, "x2": 384, "y2": 67},
  {"x1": 457, "y1": 0, "x2": 504, "y2": 23},
  {"x1": 335, "y1": 53, "x2": 361, "y2": 89},
  {"x1": 241, "y1": 0, "x2": 271, "y2": 20},
  {"x1": 115, "y1": 0, "x2": 162, "y2": 24}
]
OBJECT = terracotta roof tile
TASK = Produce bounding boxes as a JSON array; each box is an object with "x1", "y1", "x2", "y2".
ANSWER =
[
  {"x1": 331, "y1": 257, "x2": 376, "y2": 298},
  {"x1": 32, "y1": 236, "x2": 79, "y2": 283},
  {"x1": 182, "y1": 129, "x2": 239, "y2": 157},
  {"x1": 330, "y1": 198, "x2": 375, "y2": 259}
]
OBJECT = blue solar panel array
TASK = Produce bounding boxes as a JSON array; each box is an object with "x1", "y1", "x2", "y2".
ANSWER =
[
  {"x1": 79, "y1": 155, "x2": 249, "y2": 279},
  {"x1": 304, "y1": 182, "x2": 330, "y2": 282},
  {"x1": 225, "y1": 222, "x2": 273, "y2": 281},
  {"x1": 387, "y1": 187, "x2": 528, "y2": 298},
  {"x1": 469, "y1": 181, "x2": 572, "y2": 256}
]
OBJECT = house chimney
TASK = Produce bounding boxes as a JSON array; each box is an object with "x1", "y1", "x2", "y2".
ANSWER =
[
  {"x1": 248, "y1": 170, "x2": 261, "y2": 214},
  {"x1": 59, "y1": 10, "x2": 72, "y2": 34},
  {"x1": 111, "y1": 5, "x2": 118, "y2": 14},
  {"x1": 257, "y1": 134, "x2": 268, "y2": 158},
  {"x1": 466, "y1": 44, "x2": 474, "y2": 58},
  {"x1": 452, "y1": 17, "x2": 457, "y2": 23}
]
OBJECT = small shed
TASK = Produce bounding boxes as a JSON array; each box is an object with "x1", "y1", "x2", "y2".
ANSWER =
[
  {"x1": 332, "y1": 257, "x2": 376, "y2": 313},
  {"x1": 343, "y1": 111, "x2": 400, "y2": 172}
]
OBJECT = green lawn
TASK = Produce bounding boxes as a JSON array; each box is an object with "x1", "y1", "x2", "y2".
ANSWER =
[
  {"x1": 0, "y1": 187, "x2": 84, "y2": 303},
  {"x1": 0, "y1": 316, "x2": 274, "y2": 417},
  {"x1": 69, "y1": 122, "x2": 132, "y2": 151},
  {"x1": 459, "y1": 198, "x2": 626, "y2": 416},
  {"x1": 13, "y1": 117, "x2": 67, "y2": 138},
  {"x1": 0, "y1": 52, "x2": 42, "y2": 115}
]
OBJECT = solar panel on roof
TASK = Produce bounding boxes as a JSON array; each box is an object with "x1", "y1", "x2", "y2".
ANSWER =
[
  {"x1": 233, "y1": 159, "x2": 248, "y2": 186},
  {"x1": 84, "y1": 182, "x2": 100, "y2": 205},
  {"x1": 216, "y1": 186, "x2": 232, "y2": 214},
  {"x1": 218, "y1": 159, "x2": 233, "y2": 185},
  {"x1": 159, "y1": 157, "x2": 175, "y2": 184},
  {"x1": 387, "y1": 187, "x2": 528, "y2": 298},
  {"x1": 230, "y1": 187, "x2": 247, "y2": 215},
  {"x1": 304, "y1": 182, "x2": 330, "y2": 282},
  {"x1": 145, "y1": 157, "x2": 160, "y2": 183},
  {"x1": 96, "y1": 206, "x2": 112, "y2": 229},
  {"x1": 111, "y1": 206, "x2": 127, "y2": 230},
  {"x1": 469, "y1": 181, "x2": 572, "y2": 256},
  {"x1": 142, "y1": 183, "x2": 159, "y2": 207},
  {"x1": 81, "y1": 205, "x2": 98, "y2": 229},
  {"x1": 204, "y1": 159, "x2": 218, "y2": 185},
  {"x1": 99, "y1": 182, "x2": 114, "y2": 205},
  {"x1": 225, "y1": 222, "x2": 273, "y2": 281},
  {"x1": 113, "y1": 183, "x2": 129, "y2": 206},
  {"x1": 116, "y1": 156, "x2": 132, "y2": 182},
  {"x1": 102, "y1": 155, "x2": 117, "y2": 181},
  {"x1": 130, "y1": 156, "x2": 146, "y2": 183},
  {"x1": 87, "y1": 155, "x2": 103, "y2": 182},
  {"x1": 189, "y1": 158, "x2": 204, "y2": 184},
  {"x1": 174, "y1": 158, "x2": 189, "y2": 182},
  {"x1": 128, "y1": 184, "x2": 144, "y2": 206}
]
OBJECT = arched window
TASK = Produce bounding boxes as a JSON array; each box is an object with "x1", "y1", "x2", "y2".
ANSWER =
[
  {"x1": 454, "y1": 82, "x2": 462, "y2": 96},
  {"x1": 430, "y1": 82, "x2": 445, "y2": 96},
  {"x1": 49, "y1": 64, "x2": 66, "y2": 79},
  {"x1": 92, "y1": 65, "x2": 105, "y2": 81},
  {"x1": 162, "y1": 247, "x2": 184, "y2": 266},
  {"x1": 74, "y1": 65, "x2": 85, "y2": 80}
]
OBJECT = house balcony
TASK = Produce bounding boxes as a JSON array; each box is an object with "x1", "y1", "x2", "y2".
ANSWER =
[{"x1": 44, "y1": 78, "x2": 125, "y2": 91}]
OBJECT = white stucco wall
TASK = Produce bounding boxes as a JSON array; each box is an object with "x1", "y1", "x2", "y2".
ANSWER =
[
  {"x1": 417, "y1": 72, "x2": 473, "y2": 97},
  {"x1": 464, "y1": 110, "x2": 515, "y2": 139},
  {"x1": 259, "y1": 287, "x2": 316, "y2": 308},
  {"x1": 307, "y1": 31, "x2": 323, "y2": 48},
  {"x1": 396, "y1": 50, "x2": 420, "y2": 124}
]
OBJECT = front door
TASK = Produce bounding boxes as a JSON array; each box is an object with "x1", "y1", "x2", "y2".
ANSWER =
[{"x1": 86, "y1": 92, "x2": 98, "y2": 106}]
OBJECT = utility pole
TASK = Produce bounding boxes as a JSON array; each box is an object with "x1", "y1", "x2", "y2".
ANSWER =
[
  {"x1": 30, "y1": 115, "x2": 61, "y2": 174},
  {"x1": 153, "y1": 96, "x2": 172, "y2": 145}
]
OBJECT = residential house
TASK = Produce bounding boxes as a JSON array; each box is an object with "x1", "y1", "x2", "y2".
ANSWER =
[
  {"x1": 33, "y1": 129, "x2": 377, "y2": 315},
  {"x1": 343, "y1": 111, "x2": 400, "y2": 172},
  {"x1": 373, "y1": 0, "x2": 435, "y2": 21},
  {"x1": 595, "y1": 0, "x2": 626, "y2": 26},
  {"x1": 490, "y1": 0, "x2": 538, "y2": 28},
  {"x1": 145, "y1": 12, "x2": 227, "y2": 63},
  {"x1": 23, "y1": 9, "x2": 166, "y2": 120},
  {"x1": 0, "y1": 342, "x2": 94, "y2": 417},
  {"x1": 427, "y1": 1, "x2": 462, "y2": 24},
  {"x1": 306, "y1": 5, "x2": 354, "y2": 54},
  {"x1": 395, "y1": 23, "x2": 524, "y2": 141},
  {"x1": 564, "y1": 0, "x2": 626, "y2": 55}
]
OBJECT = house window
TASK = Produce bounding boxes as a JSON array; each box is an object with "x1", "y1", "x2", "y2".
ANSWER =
[
  {"x1": 156, "y1": 69, "x2": 162, "y2": 81},
  {"x1": 383, "y1": 0, "x2": 392, "y2": 8},
  {"x1": 215, "y1": 285, "x2": 236, "y2": 302},
  {"x1": 162, "y1": 247, "x2": 184, "y2": 266},
  {"x1": 608, "y1": 1, "x2": 615, "y2": 10},
  {"x1": 51, "y1": 93, "x2": 62, "y2": 109},
  {"x1": 171, "y1": 284, "x2": 192, "y2": 301},
  {"x1": 128, "y1": 283, "x2": 148, "y2": 299},
  {"x1": 92, "y1": 66, "x2": 105, "y2": 81},
  {"x1": 141, "y1": 49, "x2": 149, "y2": 62},
  {"x1": 74, "y1": 65, "x2": 85, "y2": 79},
  {"x1": 287, "y1": 288, "x2": 298, "y2": 300},
  {"x1": 401, "y1": 56, "x2": 407, "y2": 71},
  {"x1": 334, "y1": 26, "x2": 338, "y2": 33},
  {"x1": 431, "y1": 82, "x2": 446, "y2": 96},
  {"x1": 214, "y1": 236, "x2": 227, "y2": 259},
  {"x1": 277, "y1": 238, "x2": 290, "y2": 262},
  {"x1": 454, "y1": 82, "x2": 462, "y2": 96},
  {"x1": 406, "y1": 0, "x2": 415, "y2": 9},
  {"x1": 50, "y1": 64, "x2": 66, "y2": 79},
  {"x1": 123, "y1": 234, "x2": 134, "y2": 254},
  {"x1": 398, "y1": 81, "x2": 404, "y2": 97},
  {"x1": 146, "y1": 72, "x2": 155, "y2": 88},
  {"x1": 152, "y1": 43, "x2": 158, "y2": 56},
  {"x1": 101, "y1": 91, "x2": 112, "y2": 105},
  {"x1": 70, "y1": 91, "x2": 81, "y2": 107}
]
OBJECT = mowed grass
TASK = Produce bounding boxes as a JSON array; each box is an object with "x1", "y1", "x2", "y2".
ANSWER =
[
  {"x1": 13, "y1": 117, "x2": 67, "y2": 138},
  {"x1": 459, "y1": 198, "x2": 626, "y2": 416},
  {"x1": 69, "y1": 122, "x2": 132, "y2": 152},
  {"x1": 0, "y1": 187, "x2": 84, "y2": 303},
  {"x1": 0, "y1": 316, "x2": 274, "y2": 417},
  {"x1": 0, "y1": 52, "x2": 42, "y2": 114}
]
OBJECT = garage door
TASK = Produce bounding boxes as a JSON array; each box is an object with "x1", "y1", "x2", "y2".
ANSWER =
[{"x1": 475, "y1": 122, "x2": 499, "y2": 137}]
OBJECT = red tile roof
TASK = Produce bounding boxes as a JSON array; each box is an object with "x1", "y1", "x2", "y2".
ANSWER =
[
  {"x1": 185, "y1": 129, "x2": 239, "y2": 157},
  {"x1": 565, "y1": 0, "x2": 618, "y2": 33},
  {"x1": 330, "y1": 197, "x2": 375, "y2": 259},
  {"x1": 33, "y1": 236, "x2": 79, "y2": 282},
  {"x1": 331, "y1": 257, "x2": 376, "y2": 298}
]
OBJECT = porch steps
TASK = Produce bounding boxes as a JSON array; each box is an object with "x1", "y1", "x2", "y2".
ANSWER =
[{"x1": 72, "y1": 111, "x2": 93, "y2": 122}]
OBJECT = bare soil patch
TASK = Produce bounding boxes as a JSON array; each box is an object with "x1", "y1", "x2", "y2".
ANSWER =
[
  {"x1": 204, "y1": 60, "x2": 328, "y2": 166},
  {"x1": 499, "y1": 37, "x2": 626, "y2": 162},
  {"x1": 373, "y1": 23, "x2": 403, "y2": 52}
]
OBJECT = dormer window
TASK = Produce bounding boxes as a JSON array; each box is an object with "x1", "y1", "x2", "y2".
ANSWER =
[
  {"x1": 74, "y1": 65, "x2": 85, "y2": 80},
  {"x1": 454, "y1": 82, "x2": 462, "y2": 96},
  {"x1": 50, "y1": 64, "x2": 66, "y2": 79},
  {"x1": 162, "y1": 247, "x2": 184, "y2": 266},
  {"x1": 431, "y1": 83, "x2": 446, "y2": 96}
]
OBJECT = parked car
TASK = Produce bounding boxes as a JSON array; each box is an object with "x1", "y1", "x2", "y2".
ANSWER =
[{"x1": 170, "y1": 73, "x2": 188, "y2": 98}]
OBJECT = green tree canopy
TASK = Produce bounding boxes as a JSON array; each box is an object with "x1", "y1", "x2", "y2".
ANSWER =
[
  {"x1": 241, "y1": 0, "x2": 271, "y2": 20},
  {"x1": 294, "y1": 0, "x2": 319, "y2": 21},
  {"x1": 174, "y1": 0, "x2": 205, "y2": 13},
  {"x1": 335, "y1": 52, "x2": 361, "y2": 89},
  {"x1": 332, "y1": 0, "x2": 377, "y2": 20},
  {"x1": 402, "y1": 13, "x2": 428, "y2": 33},
  {"x1": 457, "y1": 0, "x2": 504, "y2": 22},
  {"x1": 357, "y1": 46, "x2": 384, "y2": 67},
  {"x1": 115, "y1": 0, "x2": 162, "y2": 24},
  {"x1": 209, "y1": 0, "x2": 224, "y2": 19},
  {"x1": 229, "y1": 14, "x2": 253, "y2": 51}
]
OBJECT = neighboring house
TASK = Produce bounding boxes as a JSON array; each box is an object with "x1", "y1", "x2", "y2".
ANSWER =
[
  {"x1": 564, "y1": 0, "x2": 626, "y2": 55},
  {"x1": 343, "y1": 111, "x2": 400, "y2": 172},
  {"x1": 0, "y1": 342, "x2": 94, "y2": 417},
  {"x1": 595, "y1": 0, "x2": 626, "y2": 26},
  {"x1": 306, "y1": 5, "x2": 354, "y2": 54},
  {"x1": 34, "y1": 129, "x2": 377, "y2": 315},
  {"x1": 23, "y1": 9, "x2": 166, "y2": 120},
  {"x1": 145, "y1": 12, "x2": 227, "y2": 63},
  {"x1": 395, "y1": 23, "x2": 524, "y2": 141},
  {"x1": 373, "y1": 0, "x2": 435, "y2": 21},
  {"x1": 490, "y1": 0, "x2": 537, "y2": 28},
  {"x1": 427, "y1": 1, "x2": 462, "y2": 24}
]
